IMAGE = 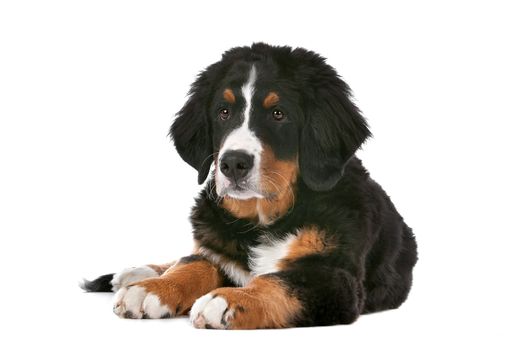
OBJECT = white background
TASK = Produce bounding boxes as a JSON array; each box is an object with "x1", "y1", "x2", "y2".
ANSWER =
[{"x1": 1, "y1": 1, "x2": 524, "y2": 349}]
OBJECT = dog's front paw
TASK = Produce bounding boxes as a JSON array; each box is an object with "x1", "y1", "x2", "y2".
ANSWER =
[
  {"x1": 190, "y1": 293, "x2": 235, "y2": 329},
  {"x1": 190, "y1": 287, "x2": 261, "y2": 329},
  {"x1": 189, "y1": 279, "x2": 301, "y2": 329},
  {"x1": 113, "y1": 279, "x2": 178, "y2": 319}
]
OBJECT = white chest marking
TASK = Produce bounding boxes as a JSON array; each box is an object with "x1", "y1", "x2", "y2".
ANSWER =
[{"x1": 248, "y1": 234, "x2": 296, "y2": 276}]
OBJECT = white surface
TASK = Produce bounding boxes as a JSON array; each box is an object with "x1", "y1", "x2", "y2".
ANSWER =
[{"x1": 1, "y1": 1, "x2": 524, "y2": 349}]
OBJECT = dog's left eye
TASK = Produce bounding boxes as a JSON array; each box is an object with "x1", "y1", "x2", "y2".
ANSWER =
[{"x1": 272, "y1": 109, "x2": 285, "y2": 121}]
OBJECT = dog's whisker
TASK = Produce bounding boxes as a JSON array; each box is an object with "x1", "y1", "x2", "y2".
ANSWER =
[
  {"x1": 266, "y1": 171, "x2": 296, "y2": 215},
  {"x1": 198, "y1": 152, "x2": 219, "y2": 171}
]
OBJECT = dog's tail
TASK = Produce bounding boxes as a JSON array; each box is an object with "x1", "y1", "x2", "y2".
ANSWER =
[{"x1": 79, "y1": 273, "x2": 115, "y2": 292}]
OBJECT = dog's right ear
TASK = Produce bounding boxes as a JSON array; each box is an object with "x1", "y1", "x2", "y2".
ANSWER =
[{"x1": 170, "y1": 71, "x2": 213, "y2": 184}]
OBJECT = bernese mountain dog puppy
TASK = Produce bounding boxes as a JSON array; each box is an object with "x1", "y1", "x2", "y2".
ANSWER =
[{"x1": 81, "y1": 43, "x2": 418, "y2": 329}]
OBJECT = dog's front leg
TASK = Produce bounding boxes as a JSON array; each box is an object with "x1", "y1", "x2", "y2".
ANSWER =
[
  {"x1": 190, "y1": 265, "x2": 363, "y2": 329},
  {"x1": 113, "y1": 255, "x2": 224, "y2": 319}
]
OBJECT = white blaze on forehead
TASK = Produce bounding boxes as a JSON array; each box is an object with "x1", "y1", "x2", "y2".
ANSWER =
[
  {"x1": 241, "y1": 65, "x2": 257, "y2": 127},
  {"x1": 218, "y1": 65, "x2": 262, "y2": 158},
  {"x1": 216, "y1": 65, "x2": 263, "y2": 199}
]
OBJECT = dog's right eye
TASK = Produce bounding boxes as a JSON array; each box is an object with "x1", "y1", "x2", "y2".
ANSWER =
[{"x1": 219, "y1": 108, "x2": 230, "y2": 120}]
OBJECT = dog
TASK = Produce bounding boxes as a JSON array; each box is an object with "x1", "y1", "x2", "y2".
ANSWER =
[{"x1": 81, "y1": 43, "x2": 418, "y2": 329}]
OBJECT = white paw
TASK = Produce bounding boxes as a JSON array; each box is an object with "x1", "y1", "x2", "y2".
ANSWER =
[
  {"x1": 113, "y1": 285, "x2": 171, "y2": 319},
  {"x1": 111, "y1": 266, "x2": 159, "y2": 292},
  {"x1": 189, "y1": 293, "x2": 234, "y2": 329},
  {"x1": 143, "y1": 293, "x2": 171, "y2": 319}
]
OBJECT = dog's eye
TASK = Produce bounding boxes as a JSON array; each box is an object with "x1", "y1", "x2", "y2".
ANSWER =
[
  {"x1": 272, "y1": 109, "x2": 285, "y2": 121},
  {"x1": 219, "y1": 108, "x2": 230, "y2": 120}
]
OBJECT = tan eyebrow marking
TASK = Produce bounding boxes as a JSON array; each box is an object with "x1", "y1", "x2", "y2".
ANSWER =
[
  {"x1": 223, "y1": 88, "x2": 236, "y2": 104},
  {"x1": 263, "y1": 92, "x2": 280, "y2": 109}
]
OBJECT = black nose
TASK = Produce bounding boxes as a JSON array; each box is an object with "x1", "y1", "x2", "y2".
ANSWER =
[{"x1": 220, "y1": 151, "x2": 254, "y2": 181}]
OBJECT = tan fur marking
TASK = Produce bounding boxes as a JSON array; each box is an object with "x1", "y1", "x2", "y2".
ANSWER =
[
  {"x1": 212, "y1": 276, "x2": 301, "y2": 329},
  {"x1": 277, "y1": 227, "x2": 334, "y2": 270},
  {"x1": 221, "y1": 145, "x2": 298, "y2": 225},
  {"x1": 132, "y1": 260, "x2": 223, "y2": 315},
  {"x1": 263, "y1": 91, "x2": 279, "y2": 109},
  {"x1": 223, "y1": 88, "x2": 236, "y2": 104},
  {"x1": 221, "y1": 197, "x2": 259, "y2": 220}
]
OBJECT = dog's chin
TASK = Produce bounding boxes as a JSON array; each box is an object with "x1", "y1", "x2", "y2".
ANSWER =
[{"x1": 221, "y1": 186, "x2": 264, "y2": 200}]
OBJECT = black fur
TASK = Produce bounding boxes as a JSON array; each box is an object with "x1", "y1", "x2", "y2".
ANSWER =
[
  {"x1": 171, "y1": 43, "x2": 418, "y2": 327},
  {"x1": 178, "y1": 254, "x2": 207, "y2": 264},
  {"x1": 170, "y1": 69, "x2": 214, "y2": 184},
  {"x1": 80, "y1": 273, "x2": 114, "y2": 292}
]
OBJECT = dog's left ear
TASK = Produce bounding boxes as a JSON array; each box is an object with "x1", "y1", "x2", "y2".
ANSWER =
[
  {"x1": 170, "y1": 72, "x2": 213, "y2": 184},
  {"x1": 300, "y1": 76, "x2": 371, "y2": 191}
]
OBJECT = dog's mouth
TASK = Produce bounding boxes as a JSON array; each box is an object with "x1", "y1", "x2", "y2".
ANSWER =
[
  {"x1": 219, "y1": 180, "x2": 265, "y2": 200},
  {"x1": 232, "y1": 184, "x2": 246, "y2": 191}
]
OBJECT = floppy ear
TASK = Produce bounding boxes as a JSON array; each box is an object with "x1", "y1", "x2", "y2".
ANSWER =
[
  {"x1": 300, "y1": 83, "x2": 371, "y2": 191},
  {"x1": 170, "y1": 72, "x2": 213, "y2": 184}
]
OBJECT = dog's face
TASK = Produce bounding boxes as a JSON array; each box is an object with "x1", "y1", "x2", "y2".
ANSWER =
[
  {"x1": 209, "y1": 63, "x2": 302, "y2": 200},
  {"x1": 171, "y1": 44, "x2": 370, "y2": 200}
]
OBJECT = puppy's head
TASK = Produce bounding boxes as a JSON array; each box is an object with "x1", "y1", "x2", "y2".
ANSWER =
[{"x1": 171, "y1": 43, "x2": 370, "y2": 200}]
